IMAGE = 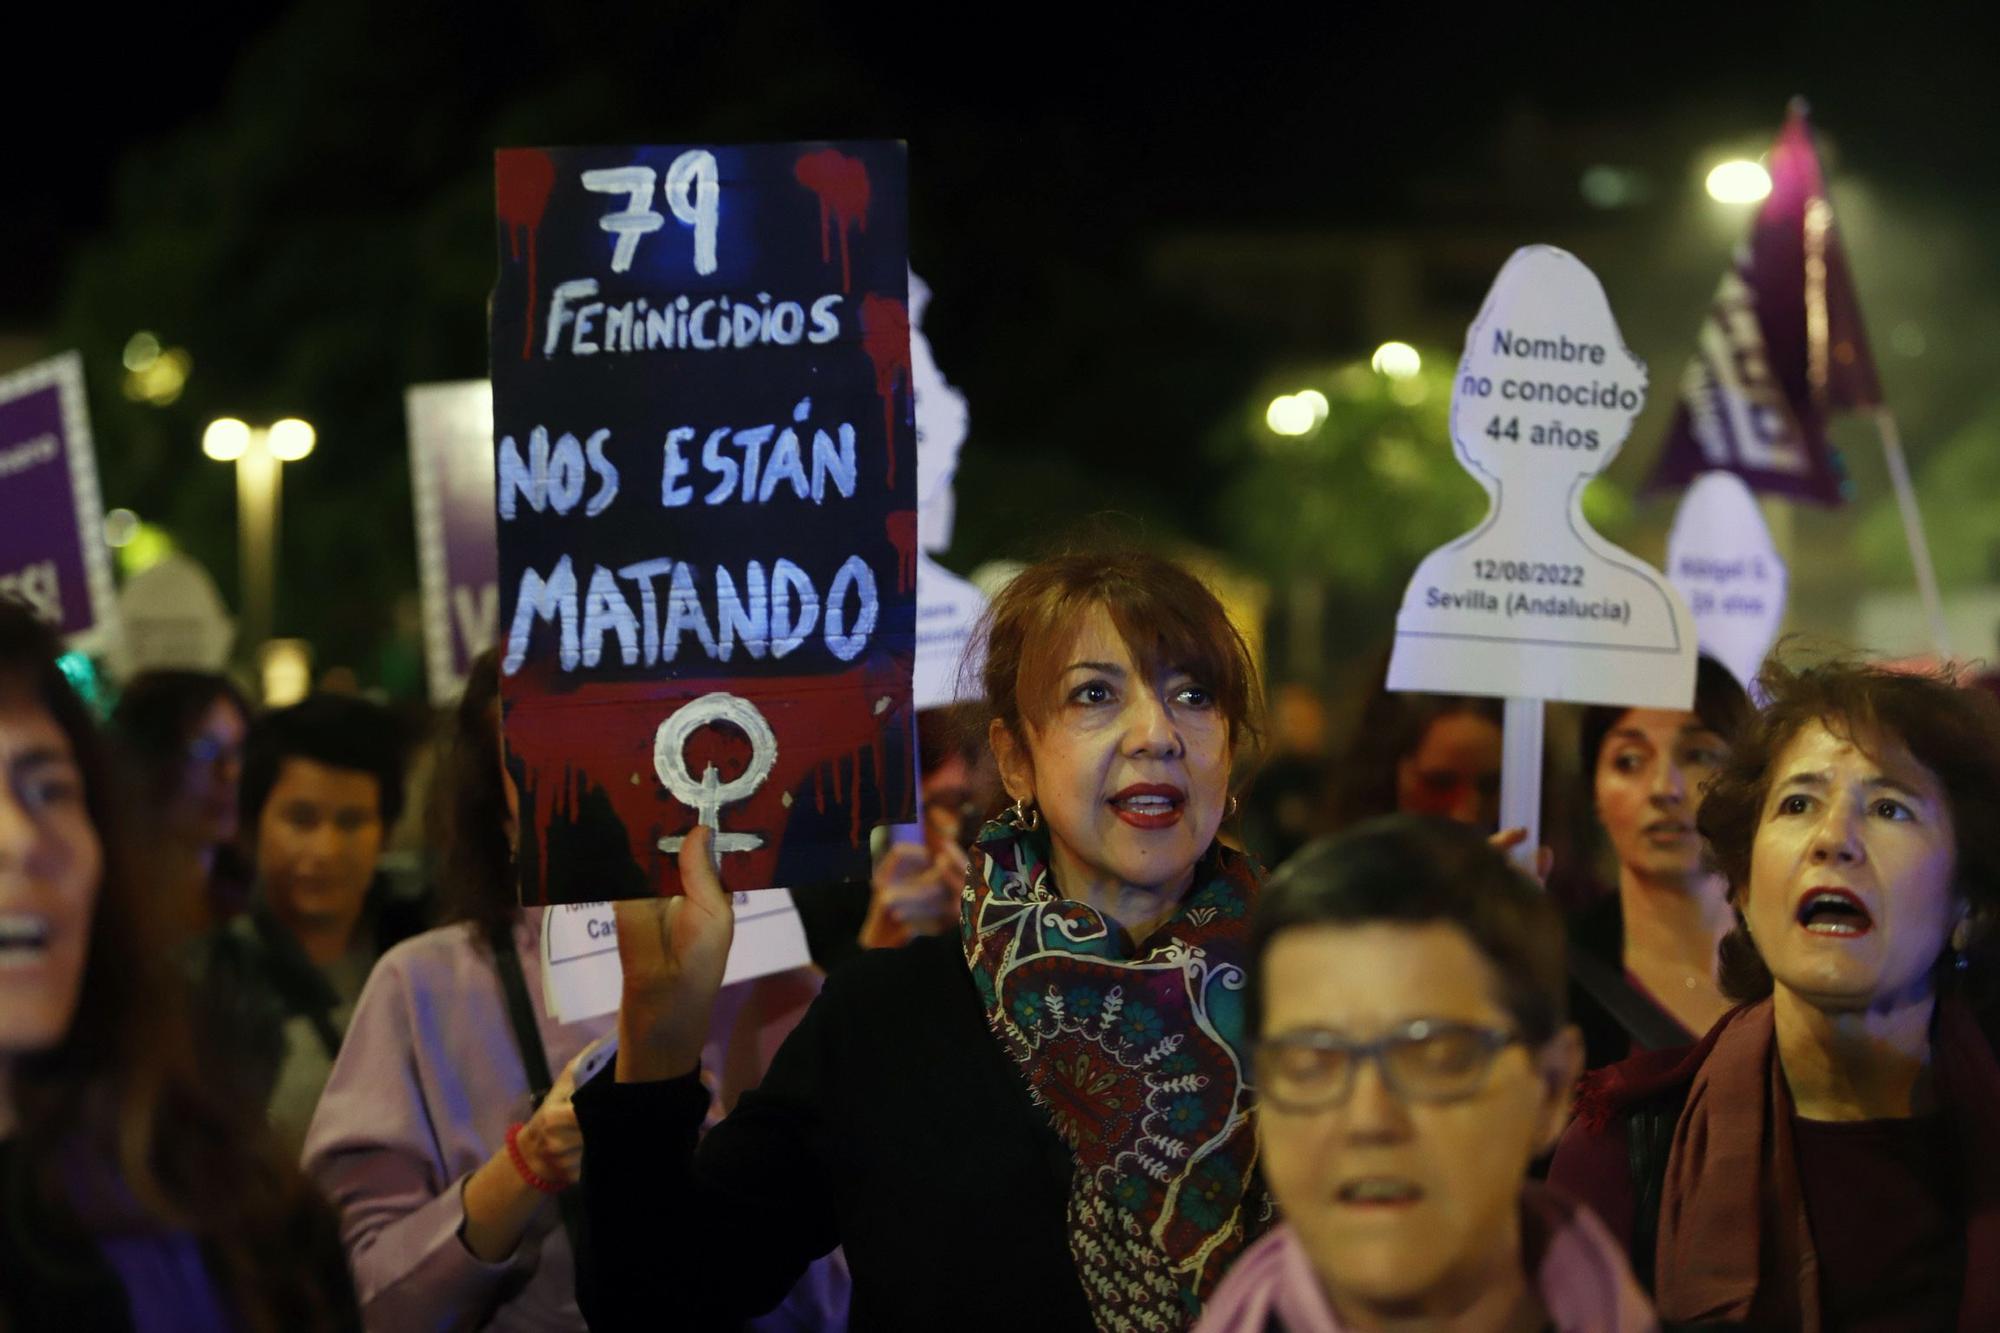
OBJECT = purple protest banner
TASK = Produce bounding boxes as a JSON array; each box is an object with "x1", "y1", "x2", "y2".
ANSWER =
[
  {"x1": 0, "y1": 353, "x2": 116, "y2": 642},
  {"x1": 406, "y1": 381, "x2": 500, "y2": 703},
  {"x1": 1645, "y1": 100, "x2": 1882, "y2": 506}
]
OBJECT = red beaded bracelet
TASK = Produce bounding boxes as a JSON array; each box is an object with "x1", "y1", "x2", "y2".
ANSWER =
[{"x1": 504, "y1": 1122, "x2": 565, "y2": 1195}]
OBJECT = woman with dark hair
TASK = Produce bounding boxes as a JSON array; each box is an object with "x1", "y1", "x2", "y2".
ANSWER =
[
  {"x1": 1568, "y1": 656, "x2": 1754, "y2": 1066},
  {"x1": 1549, "y1": 658, "x2": 2000, "y2": 1329},
  {"x1": 110, "y1": 668, "x2": 254, "y2": 938},
  {"x1": 304, "y1": 652, "x2": 842, "y2": 1330},
  {"x1": 578, "y1": 547, "x2": 1270, "y2": 1331},
  {"x1": 0, "y1": 599, "x2": 356, "y2": 1331},
  {"x1": 1327, "y1": 678, "x2": 1504, "y2": 834},
  {"x1": 1198, "y1": 816, "x2": 1652, "y2": 1332},
  {"x1": 301, "y1": 650, "x2": 606, "y2": 1329}
]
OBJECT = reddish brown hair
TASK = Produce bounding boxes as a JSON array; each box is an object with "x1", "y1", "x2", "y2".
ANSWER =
[
  {"x1": 1698, "y1": 656, "x2": 2000, "y2": 1002},
  {"x1": 973, "y1": 548, "x2": 1262, "y2": 775}
]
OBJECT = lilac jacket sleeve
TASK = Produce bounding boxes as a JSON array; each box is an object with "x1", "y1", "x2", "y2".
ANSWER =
[{"x1": 301, "y1": 946, "x2": 528, "y2": 1328}]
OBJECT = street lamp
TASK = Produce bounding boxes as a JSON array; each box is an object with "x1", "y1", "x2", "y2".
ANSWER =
[{"x1": 202, "y1": 417, "x2": 315, "y2": 660}]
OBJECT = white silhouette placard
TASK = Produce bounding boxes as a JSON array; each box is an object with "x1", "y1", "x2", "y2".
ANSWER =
[
  {"x1": 1666, "y1": 470, "x2": 1786, "y2": 691},
  {"x1": 1388, "y1": 246, "x2": 1696, "y2": 711},
  {"x1": 909, "y1": 269, "x2": 987, "y2": 710}
]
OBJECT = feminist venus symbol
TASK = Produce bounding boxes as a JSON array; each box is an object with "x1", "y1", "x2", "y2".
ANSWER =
[{"x1": 654, "y1": 692, "x2": 779, "y2": 865}]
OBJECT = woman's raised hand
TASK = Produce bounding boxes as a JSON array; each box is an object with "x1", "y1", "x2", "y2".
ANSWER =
[{"x1": 612, "y1": 825, "x2": 736, "y2": 1082}]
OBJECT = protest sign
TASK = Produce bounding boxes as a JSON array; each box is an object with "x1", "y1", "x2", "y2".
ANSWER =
[
  {"x1": 1666, "y1": 471, "x2": 1787, "y2": 691},
  {"x1": 539, "y1": 889, "x2": 812, "y2": 1024},
  {"x1": 491, "y1": 141, "x2": 918, "y2": 905},
  {"x1": 0, "y1": 354, "x2": 116, "y2": 646},
  {"x1": 406, "y1": 381, "x2": 500, "y2": 704},
  {"x1": 1388, "y1": 246, "x2": 1696, "y2": 861},
  {"x1": 115, "y1": 553, "x2": 233, "y2": 675}
]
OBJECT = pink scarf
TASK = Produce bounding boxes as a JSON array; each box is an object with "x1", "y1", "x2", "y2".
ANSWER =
[{"x1": 1193, "y1": 1182, "x2": 1657, "y2": 1332}]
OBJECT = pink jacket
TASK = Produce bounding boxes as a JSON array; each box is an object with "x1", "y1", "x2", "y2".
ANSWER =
[{"x1": 1195, "y1": 1182, "x2": 1657, "y2": 1333}]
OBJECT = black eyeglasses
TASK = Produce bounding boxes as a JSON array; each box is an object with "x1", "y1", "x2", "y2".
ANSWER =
[{"x1": 1255, "y1": 1019, "x2": 1523, "y2": 1112}]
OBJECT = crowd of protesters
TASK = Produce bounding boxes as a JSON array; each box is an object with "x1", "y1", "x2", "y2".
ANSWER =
[{"x1": 4, "y1": 542, "x2": 1998, "y2": 1330}]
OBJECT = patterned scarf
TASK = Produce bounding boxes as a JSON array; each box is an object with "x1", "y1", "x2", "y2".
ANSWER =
[{"x1": 961, "y1": 816, "x2": 1270, "y2": 1331}]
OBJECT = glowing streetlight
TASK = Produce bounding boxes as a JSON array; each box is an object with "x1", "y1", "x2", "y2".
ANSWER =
[
  {"x1": 1265, "y1": 392, "x2": 1325, "y2": 437},
  {"x1": 1371, "y1": 341, "x2": 1422, "y2": 379},
  {"x1": 202, "y1": 417, "x2": 251, "y2": 461},
  {"x1": 201, "y1": 416, "x2": 316, "y2": 666},
  {"x1": 267, "y1": 418, "x2": 317, "y2": 462},
  {"x1": 1705, "y1": 159, "x2": 1772, "y2": 205}
]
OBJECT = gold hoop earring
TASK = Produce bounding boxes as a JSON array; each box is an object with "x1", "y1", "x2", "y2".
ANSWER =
[
  {"x1": 1227, "y1": 794, "x2": 1239, "y2": 820},
  {"x1": 1007, "y1": 797, "x2": 1041, "y2": 832}
]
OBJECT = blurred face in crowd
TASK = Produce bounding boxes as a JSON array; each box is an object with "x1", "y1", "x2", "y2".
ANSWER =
[
  {"x1": 1744, "y1": 718, "x2": 1960, "y2": 1014},
  {"x1": 1595, "y1": 708, "x2": 1729, "y2": 886},
  {"x1": 1256, "y1": 922, "x2": 1575, "y2": 1322},
  {"x1": 992, "y1": 604, "x2": 1231, "y2": 902},
  {"x1": 175, "y1": 696, "x2": 247, "y2": 848},
  {"x1": 255, "y1": 757, "x2": 383, "y2": 938},
  {"x1": 1395, "y1": 712, "x2": 1501, "y2": 831},
  {"x1": 0, "y1": 693, "x2": 102, "y2": 1063}
]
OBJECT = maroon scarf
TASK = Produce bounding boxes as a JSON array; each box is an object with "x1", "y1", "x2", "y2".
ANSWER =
[{"x1": 1654, "y1": 997, "x2": 2000, "y2": 1330}]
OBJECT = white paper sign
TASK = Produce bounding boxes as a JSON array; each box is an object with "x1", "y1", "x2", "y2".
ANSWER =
[
  {"x1": 909, "y1": 270, "x2": 985, "y2": 710},
  {"x1": 1666, "y1": 471, "x2": 1787, "y2": 691},
  {"x1": 114, "y1": 552, "x2": 234, "y2": 676},
  {"x1": 1388, "y1": 246, "x2": 1696, "y2": 710},
  {"x1": 539, "y1": 888, "x2": 813, "y2": 1024}
]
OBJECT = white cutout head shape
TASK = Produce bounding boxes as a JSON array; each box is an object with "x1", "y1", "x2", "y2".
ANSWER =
[
  {"x1": 910, "y1": 270, "x2": 969, "y2": 555},
  {"x1": 1450, "y1": 246, "x2": 1647, "y2": 492},
  {"x1": 1666, "y1": 470, "x2": 1787, "y2": 690}
]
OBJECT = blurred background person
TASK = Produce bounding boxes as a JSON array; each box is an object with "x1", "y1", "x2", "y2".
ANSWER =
[
  {"x1": 1200, "y1": 817, "x2": 1651, "y2": 1332},
  {"x1": 1551, "y1": 660, "x2": 2000, "y2": 1329},
  {"x1": 109, "y1": 668, "x2": 254, "y2": 942},
  {"x1": 852, "y1": 702, "x2": 1000, "y2": 953},
  {"x1": 192, "y1": 691, "x2": 428, "y2": 1160},
  {"x1": 1326, "y1": 670, "x2": 1504, "y2": 835},
  {"x1": 1567, "y1": 655, "x2": 1753, "y2": 1066},
  {"x1": 1237, "y1": 681, "x2": 1331, "y2": 868},
  {"x1": 0, "y1": 599, "x2": 358, "y2": 1331}
]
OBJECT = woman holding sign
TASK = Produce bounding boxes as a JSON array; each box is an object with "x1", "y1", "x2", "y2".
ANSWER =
[
  {"x1": 576, "y1": 548, "x2": 1269, "y2": 1331},
  {"x1": 1550, "y1": 660, "x2": 2000, "y2": 1329}
]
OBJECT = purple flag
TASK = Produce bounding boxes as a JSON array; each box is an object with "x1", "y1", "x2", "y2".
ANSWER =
[
  {"x1": 1645, "y1": 101, "x2": 1882, "y2": 506},
  {"x1": 0, "y1": 353, "x2": 115, "y2": 640}
]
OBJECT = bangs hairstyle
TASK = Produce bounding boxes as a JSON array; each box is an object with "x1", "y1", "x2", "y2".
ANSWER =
[
  {"x1": 973, "y1": 548, "x2": 1262, "y2": 769},
  {"x1": 1698, "y1": 656, "x2": 2000, "y2": 1002},
  {"x1": 1250, "y1": 815, "x2": 1567, "y2": 1044}
]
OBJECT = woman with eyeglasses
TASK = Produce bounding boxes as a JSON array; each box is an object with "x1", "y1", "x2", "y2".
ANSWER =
[
  {"x1": 1551, "y1": 660, "x2": 2000, "y2": 1329},
  {"x1": 1198, "y1": 816, "x2": 1656, "y2": 1333},
  {"x1": 110, "y1": 669, "x2": 254, "y2": 941},
  {"x1": 575, "y1": 548, "x2": 1270, "y2": 1332}
]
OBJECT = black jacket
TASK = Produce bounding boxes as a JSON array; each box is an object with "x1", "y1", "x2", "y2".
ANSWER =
[{"x1": 574, "y1": 934, "x2": 1093, "y2": 1332}]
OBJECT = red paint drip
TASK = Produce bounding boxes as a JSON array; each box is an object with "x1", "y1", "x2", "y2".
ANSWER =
[
  {"x1": 501, "y1": 661, "x2": 913, "y2": 898},
  {"x1": 496, "y1": 150, "x2": 558, "y2": 361},
  {"x1": 861, "y1": 296, "x2": 911, "y2": 489},
  {"x1": 850, "y1": 751, "x2": 865, "y2": 847},
  {"x1": 885, "y1": 510, "x2": 918, "y2": 594},
  {"x1": 792, "y1": 149, "x2": 871, "y2": 292}
]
